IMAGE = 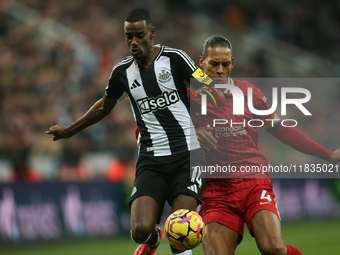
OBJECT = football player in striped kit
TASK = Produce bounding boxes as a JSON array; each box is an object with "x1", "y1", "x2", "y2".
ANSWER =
[{"x1": 46, "y1": 8, "x2": 204, "y2": 255}]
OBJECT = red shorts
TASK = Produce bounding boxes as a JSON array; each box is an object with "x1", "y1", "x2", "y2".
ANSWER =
[{"x1": 199, "y1": 183, "x2": 280, "y2": 237}]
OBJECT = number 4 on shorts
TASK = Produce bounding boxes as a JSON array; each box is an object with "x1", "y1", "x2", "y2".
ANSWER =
[{"x1": 260, "y1": 190, "x2": 272, "y2": 202}]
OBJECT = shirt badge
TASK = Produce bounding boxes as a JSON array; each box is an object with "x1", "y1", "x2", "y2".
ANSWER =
[{"x1": 158, "y1": 70, "x2": 172, "y2": 83}]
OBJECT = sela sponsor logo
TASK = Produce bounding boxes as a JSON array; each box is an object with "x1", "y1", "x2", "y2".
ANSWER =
[
  {"x1": 200, "y1": 85, "x2": 312, "y2": 116},
  {"x1": 137, "y1": 91, "x2": 180, "y2": 114},
  {"x1": 158, "y1": 70, "x2": 172, "y2": 83}
]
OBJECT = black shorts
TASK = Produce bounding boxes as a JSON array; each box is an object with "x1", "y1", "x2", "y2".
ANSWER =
[{"x1": 129, "y1": 148, "x2": 205, "y2": 222}]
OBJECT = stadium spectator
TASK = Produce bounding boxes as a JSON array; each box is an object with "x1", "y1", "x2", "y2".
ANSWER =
[{"x1": 190, "y1": 35, "x2": 340, "y2": 255}]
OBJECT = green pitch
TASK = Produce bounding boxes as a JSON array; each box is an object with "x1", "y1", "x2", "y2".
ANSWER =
[{"x1": 1, "y1": 219, "x2": 339, "y2": 255}]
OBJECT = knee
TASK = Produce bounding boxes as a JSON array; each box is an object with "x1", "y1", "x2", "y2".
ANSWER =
[
  {"x1": 131, "y1": 222, "x2": 155, "y2": 244},
  {"x1": 259, "y1": 242, "x2": 286, "y2": 255},
  {"x1": 202, "y1": 232, "x2": 237, "y2": 255}
]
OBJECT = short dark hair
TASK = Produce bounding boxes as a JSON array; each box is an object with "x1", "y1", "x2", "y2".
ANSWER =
[
  {"x1": 125, "y1": 8, "x2": 153, "y2": 28},
  {"x1": 201, "y1": 35, "x2": 233, "y2": 58}
]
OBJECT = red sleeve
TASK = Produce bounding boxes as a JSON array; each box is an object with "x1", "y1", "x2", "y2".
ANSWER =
[{"x1": 268, "y1": 125, "x2": 332, "y2": 161}]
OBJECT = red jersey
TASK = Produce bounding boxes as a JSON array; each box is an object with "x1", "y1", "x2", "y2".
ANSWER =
[{"x1": 191, "y1": 79, "x2": 276, "y2": 198}]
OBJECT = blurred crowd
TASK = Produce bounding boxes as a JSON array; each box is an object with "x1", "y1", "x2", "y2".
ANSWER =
[
  {"x1": 174, "y1": 0, "x2": 340, "y2": 63},
  {"x1": 0, "y1": 0, "x2": 339, "y2": 183}
]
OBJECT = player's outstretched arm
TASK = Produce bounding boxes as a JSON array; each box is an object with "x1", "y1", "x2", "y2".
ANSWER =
[
  {"x1": 267, "y1": 124, "x2": 334, "y2": 161},
  {"x1": 195, "y1": 126, "x2": 217, "y2": 151},
  {"x1": 45, "y1": 95, "x2": 117, "y2": 141}
]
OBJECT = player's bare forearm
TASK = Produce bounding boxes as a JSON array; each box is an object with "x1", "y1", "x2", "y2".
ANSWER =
[
  {"x1": 65, "y1": 97, "x2": 115, "y2": 135},
  {"x1": 45, "y1": 96, "x2": 117, "y2": 141}
]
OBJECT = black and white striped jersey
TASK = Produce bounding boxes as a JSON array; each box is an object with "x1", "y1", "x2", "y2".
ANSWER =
[{"x1": 105, "y1": 44, "x2": 201, "y2": 156}]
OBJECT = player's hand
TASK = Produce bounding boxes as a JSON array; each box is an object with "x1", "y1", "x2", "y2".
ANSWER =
[
  {"x1": 45, "y1": 125, "x2": 72, "y2": 141},
  {"x1": 330, "y1": 149, "x2": 340, "y2": 162},
  {"x1": 195, "y1": 126, "x2": 217, "y2": 151}
]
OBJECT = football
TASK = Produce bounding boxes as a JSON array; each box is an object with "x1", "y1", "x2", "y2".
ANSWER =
[{"x1": 164, "y1": 209, "x2": 205, "y2": 251}]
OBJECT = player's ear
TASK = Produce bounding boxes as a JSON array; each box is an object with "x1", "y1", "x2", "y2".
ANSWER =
[
  {"x1": 150, "y1": 26, "x2": 156, "y2": 39},
  {"x1": 231, "y1": 57, "x2": 234, "y2": 68},
  {"x1": 199, "y1": 56, "x2": 204, "y2": 68}
]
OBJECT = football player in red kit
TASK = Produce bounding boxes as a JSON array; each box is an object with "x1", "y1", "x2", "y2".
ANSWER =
[{"x1": 190, "y1": 35, "x2": 340, "y2": 255}]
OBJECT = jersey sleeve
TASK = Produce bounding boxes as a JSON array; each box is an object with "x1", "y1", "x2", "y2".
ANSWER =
[
  {"x1": 268, "y1": 124, "x2": 332, "y2": 161},
  {"x1": 105, "y1": 67, "x2": 125, "y2": 100},
  {"x1": 172, "y1": 49, "x2": 199, "y2": 83},
  {"x1": 248, "y1": 81, "x2": 332, "y2": 161}
]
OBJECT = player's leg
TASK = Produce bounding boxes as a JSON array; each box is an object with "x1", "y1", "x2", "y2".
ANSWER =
[
  {"x1": 251, "y1": 210, "x2": 287, "y2": 255},
  {"x1": 252, "y1": 210, "x2": 303, "y2": 255},
  {"x1": 169, "y1": 195, "x2": 199, "y2": 255},
  {"x1": 171, "y1": 194, "x2": 198, "y2": 212},
  {"x1": 168, "y1": 148, "x2": 205, "y2": 214},
  {"x1": 199, "y1": 189, "x2": 245, "y2": 255},
  {"x1": 130, "y1": 195, "x2": 159, "y2": 243},
  {"x1": 130, "y1": 156, "x2": 168, "y2": 255},
  {"x1": 167, "y1": 149, "x2": 205, "y2": 255},
  {"x1": 246, "y1": 185, "x2": 302, "y2": 255},
  {"x1": 203, "y1": 222, "x2": 240, "y2": 255}
]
